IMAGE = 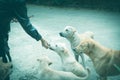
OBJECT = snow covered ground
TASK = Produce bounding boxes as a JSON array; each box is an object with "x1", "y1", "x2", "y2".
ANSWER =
[{"x1": 9, "y1": 4, "x2": 120, "y2": 80}]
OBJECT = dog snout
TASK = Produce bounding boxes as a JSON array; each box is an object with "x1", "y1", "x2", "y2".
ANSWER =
[{"x1": 49, "y1": 44, "x2": 54, "y2": 50}]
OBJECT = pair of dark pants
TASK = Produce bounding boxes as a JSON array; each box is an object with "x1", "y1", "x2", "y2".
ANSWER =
[
  {"x1": 0, "y1": 33, "x2": 11, "y2": 62},
  {"x1": 0, "y1": 33, "x2": 12, "y2": 80}
]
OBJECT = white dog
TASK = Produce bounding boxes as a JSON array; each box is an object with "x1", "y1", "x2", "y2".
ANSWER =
[
  {"x1": 49, "y1": 43, "x2": 90, "y2": 79},
  {"x1": 59, "y1": 26, "x2": 94, "y2": 68},
  {"x1": 74, "y1": 38, "x2": 120, "y2": 80},
  {"x1": 0, "y1": 57, "x2": 13, "y2": 80},
  {"x1": 37, "y1": 56, "x2": 84, "y2": 80}
]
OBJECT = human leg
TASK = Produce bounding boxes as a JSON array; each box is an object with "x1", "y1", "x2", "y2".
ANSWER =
[{"x1": 0, "y1": 34, "x2": 11, "y2": 80}]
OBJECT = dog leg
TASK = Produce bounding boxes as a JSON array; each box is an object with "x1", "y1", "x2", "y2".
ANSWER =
[
  {"x1": 80, "y1": 53, "x2": 86, "y2": 68},
  {"x1": 73, "y1": 50, "x2": 86, "y2": 68},
  {"x1": 74, "y1": 54, "x2": 79, "y2": 61}
]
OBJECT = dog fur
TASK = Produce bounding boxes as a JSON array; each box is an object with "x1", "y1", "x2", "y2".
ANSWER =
[
  {"x1": 59, "y1": 26, "x2": 94, "y2": 68},
  {"x1": 74, "y1": 38, "x2": 120, "y2": 80},
  {"x1": 37, "y1": 56, "x2": 84, "y2": 80},
  {"x1": 49, "y1": 43, "x2": 90, "y2": 79}
]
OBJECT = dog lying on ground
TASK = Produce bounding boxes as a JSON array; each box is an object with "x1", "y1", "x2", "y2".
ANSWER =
[
  {"x1": 0, "y1": 57, "x2": 13, "y2": 80},
  {"x1": 49, "y1": 43, "x2": 90, "y2": 79},
  {"x1": 74, "y1": 38, "x2": 120, "y2": 80},
  {"x1": 59, "y1": 26, "x2": 94, "y2": 68},
  {"x1": 37, "y1": 56, "x2": 84, "y2": 80}
]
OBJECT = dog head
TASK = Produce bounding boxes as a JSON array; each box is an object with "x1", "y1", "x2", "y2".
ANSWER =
[
  {"x1": 49, "y1": 43, "x2": 68, "y2": 55},
  {"x1": 37, "y1": 56, "x2": 52, "y2": 66},
  {"x1": 59, "y1": 26, "x2": 76, "y2": 39},
  {"x1": 74, "y1": 39, "x2": 94, "y2": 55}
]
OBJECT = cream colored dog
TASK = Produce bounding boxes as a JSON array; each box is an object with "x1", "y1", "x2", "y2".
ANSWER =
[
  {"x1": 74, "y1": 38, "x2": 120, "y2": 80},
  {"x1": 0, "y1": 57, "x2": 13, "y2": 80},
  {"x1": 49, "y1": 43, "x2": 90, "y2": 79},
  {"x1": 37, "y1": 56, "x2": 84, "y2": 80},
  {"x1": 59, "y1": 26, "x2": 94, "y2": 68}
]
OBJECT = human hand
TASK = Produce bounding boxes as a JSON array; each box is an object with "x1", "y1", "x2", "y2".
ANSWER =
[{"x1": 40, "y1": 38, "x2": 49, "y2": 49}]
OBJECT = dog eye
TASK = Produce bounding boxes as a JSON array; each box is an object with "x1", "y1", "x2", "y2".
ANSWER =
[{"x1": 66, "y1": 29, "x2": 68, "y2": 31}]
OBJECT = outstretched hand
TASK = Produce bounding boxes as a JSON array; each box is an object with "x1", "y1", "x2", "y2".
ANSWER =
[{"x1": 40, "y1": 38, "x2": 49, "y2": 49}]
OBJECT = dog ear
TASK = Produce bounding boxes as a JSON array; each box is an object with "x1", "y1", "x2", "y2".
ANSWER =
[
  {"x1": 85, "y1": 31, "x2": 94, "y2": 39},
  {"x1": 67, "y1": 26, "x2": 76, "y2": 33},
  {"x1": 72, "y1": 27, "x2": 77, "y2": 33},
  {"x1": 88, "y1": 39, "x2": 95, "y2": 49}
]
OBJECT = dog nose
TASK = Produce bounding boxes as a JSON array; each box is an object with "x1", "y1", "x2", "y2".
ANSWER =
[{"x1": 59, "y1": 32, "x2": 63, "y2": 37}]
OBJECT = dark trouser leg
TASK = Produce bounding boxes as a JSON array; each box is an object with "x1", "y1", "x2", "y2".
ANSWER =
[
  {"x1": 5, "y1": 76, "x2": 10, "y2": 80},
  {"x1": 0, "y1": 43, "x2": 8, "y2": 63},
  {"x1": 0, "y1": 34, "x2": 12, "y2": 62},
  {"x1": 2, "y1": 52, "x2": 8, "y2": 63},
  {"x1": 4, "y1": 35, "x2": 12, "y2": 62},
  {"x1": 0, "y1": 34, "x2": 11, "y2": 80}
]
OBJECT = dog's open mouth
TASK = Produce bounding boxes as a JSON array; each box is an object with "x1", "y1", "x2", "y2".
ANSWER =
[{"x1": 49, "y1": 47, "x2": 54, "y2": 50}]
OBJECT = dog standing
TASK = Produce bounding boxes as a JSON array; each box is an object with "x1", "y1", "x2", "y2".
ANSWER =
[
  {"x1": 59, "y1": 26, "x2": 94, "y2": 68},
  {"x1": 74, "y1": 38, "x2": 120, "y2": 80},
  {"x1": 49, "y1": 43, "x2": 90, "y2": 79}
]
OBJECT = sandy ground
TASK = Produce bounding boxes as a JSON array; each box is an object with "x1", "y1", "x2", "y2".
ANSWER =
[{"x1": 9, "y1": 4, "x2": 120, "y2": 80}]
